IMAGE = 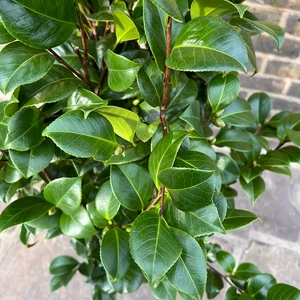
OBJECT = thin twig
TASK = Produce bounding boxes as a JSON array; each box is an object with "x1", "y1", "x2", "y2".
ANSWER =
[
  {"x1": 41, "y1": 169, "x2": 52, "y2": 183},
  {"x1": 275, "y1": 141, "x2": 286, "y2": 150},
  {"x1": 48, "y1": 49, "x2": 86, "y2": 82},
  {"x1": 97, "y1": 66, "x2": 108, "y2": 96},
  {"x1": 146, "y1": 193, "x2": 162, "y2": 212}
]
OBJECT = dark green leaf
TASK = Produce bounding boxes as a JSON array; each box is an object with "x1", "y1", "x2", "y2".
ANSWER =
[
  {"x1": 219, "y1": 98, "x2": 256, "y2": 127},
  {"x1": 5, "y1": 107, "x2": 44, "y2": 151},
  {"x1": 50, "y1": 271, "x2": 76, "y2": 292},
  {"x1": 206, "y1": 269, "x2": 224, "y2": 299},
  {"x1": 111, "y1": 163, "x2": 154, "y2": 211},
  {"x1": 150, "y1": 0, "x2": 183, "y2": 22},
  {"x1": 247, "y1": 274, "x2": 276, "y2": 299},
  {"x1": 97, "y1": 106, "x2": 139, "y2": 143},
  {"x1": 96, "y1": 181, "x2": 120, "y2": 220},
  {"x1": 267, "y1": 283, "x2": 300, "y2": 300},
  {"x1": 130, "y1": 211, "x2": 182, "y2": 285},
  {"x1": 240, "y1": 176, "x2": 265, "y2": 204},
  {"x1": 279, "y1": 146, "x2": 300, "y2": 163},
  {"x1": 26, "y1": 210, "x2": 61, "y2": 229},
  {"x1": 240, "y1": 30, "x2": 257, "y2": 73},
  {"x1": 189, "y1": 138, "x2": 216, "y2": 160},
  {"x1": 50, "y1": 256, "x2": 79, "y2": 275},
  {"x1": 167, "y1": 228, "x2": 206, "y2": 298},
  {"x1": 213, "y1": 192, "x2": 228, "y2": 221},
  {"x1": 5, "y1": 159, "x2": 23, "y2": 183},
  {"x1": 248, "y1": 93, "x2": 272, "y2": 124},
  {"x1": 0, "y1": 197, "x2": 54, "y2": 233},
  {"x1": 86, "y1": 198, "x2": 109, "y2": 229},
  {"x1": 43, "y1": 110, "x2": 117, "y2": 160},
  {"x1": 0, "y1": 19, "x2": 14, "y2": 43},
  {"x1": 0, "y1": 0, "x2": 76, "y2": 49},
  {"x1": 216, "y1": 153, "x2": 240, "y2": 185},
  {"x1": 166, "y1": 17, "x2": 248, "y2": 73},
  {"x1": 149, "y1": 131, "x2": 187, "y2": 188},
  {"x1": 234, "y1": 263, "x2": 261, "y2": 280},
  {"x1": 150, "y1": 279, "x2": 177, "y2": 300},
  {"x1": 101, "y1": 228, "x2": 132, "y2": 281},
  {"x1": 286, "y1": 129, "x2": 300, "y2": 147},
  {"x1": 9, "y1": 139, "x2": 54, "y2": 178},
  {"x1": 0, "y1": 101, "x2": 9, "y2": 149},
  {"x1": 165, "y1": 201, "x2": 225, "y2": 236},
  {"x1": 240, "y1": 166, "x2": 262, "y2": 183},
  {"x1": 105, "y1": 50, "x2": 142, "y2": 92},
  {"x1": 223, "y1": 209, "x2": 259, "y2": 231},
  {"x1": 216, "y1": 250, "x2": 235, "y2": 273},
  {"x1": 277, "y1": 113, "x2": 300, "y2": 142},
  {"x1": 95, "y1": 33, "x2": 116, "y2": 68},
  {"x1": 60, "y1": 206, "x2": 97, "y2": 239},
  {"x1": 208, "y1": 74, "x2": 240, "y2": 113},
  {"x1": 225, "y1": 287, "x2": 239, "y2": 300}
]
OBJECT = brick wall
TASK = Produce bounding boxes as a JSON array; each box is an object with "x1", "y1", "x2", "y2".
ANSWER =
[{"x1": 241, "y1": 0, "x2": 300, "y2": 112}]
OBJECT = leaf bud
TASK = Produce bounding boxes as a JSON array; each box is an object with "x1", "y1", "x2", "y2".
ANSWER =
[
  {"x1": 114, "y1": 145, "x2": 125, "y2": 156},
  {"x1": 48, "y1": 207, "x2": 57, "y2": 216},
  {"x1": 215, "y1": 118, "x2": 226, "y2": 128}
]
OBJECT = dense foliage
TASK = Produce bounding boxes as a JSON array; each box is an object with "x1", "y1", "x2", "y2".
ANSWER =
[{"x1": 0, "y1": 0, "x2": 299, "y2": 299}]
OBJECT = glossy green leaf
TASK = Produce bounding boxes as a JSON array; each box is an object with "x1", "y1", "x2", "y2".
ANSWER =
[
  {"x1": 149, "y1": 131, "x2": 187, "y2": 188},
  {"x1": 267, "y1": 283, "x2": 300, "y2": 300},
  {"x1": 216, "y1": 153, "x2": 240, "y2": 185},
  {"x1": 206, "y1": 269, "x2": 224, "y2": 299},
  {"x1": 111, "y1": 163, "x2": 154, "y2": 211},
  {"x1": 130, "y1": 211, "x2": 182, "y2": 285},
  {"x1": 286, "y1": 129, "x2": 300, "y2": 147},
  {"x1": 0, "y1": 101, "x2": 9, "y2": 149},
  {"x1": 150, "y1": 0, "x2": 183, "y2": 22},
  {"x1": 114, "y1": 10, "x2": 139, "y2": 44},
  {"x1": 240, "y1": 166, "x2": 262, "y2": 183},
  {"x1": 257, "y1": 151, "x2": 291, "y2": 176},
  {"x1": 248, "y1": 93, "x2": 272, "y2": 124},
  {"x1": 215, "y1": 130, "x2": 253, "y2": 152},
  {"x1": 213, "y1": 192, "x2": 227, "y2": 221},
  {"x1": 101, "y1": 228, "x2": 132, "y2": 281},
  {"x1": 43, "y1": 110, "x2": 117, "y2": 160},
  {"x1": 240, "y1": 30, "x2": 258, "y2": 73},
  {"x1": 50, "y1": 256, "x2": 79, "y2": 275},
  {"x1": 86, "y1": 198, "x2": 108, "y2": 229},
  {"x1": 0, "y1": 197, "x2": 54, "y2": 233},
  {"x1": 136, "y1": 121, "x2": 159, "y2": 143},
  {"x1": 95, "y1": 33, "x2": 116, "y2": 68},
  {"x1": 191, "y1": 0, "x2": 249, "y2": 19},
  {"x1": 105, "y1": 50, "x2": 142, "y2": 92},
  {"x1": 9, "y1": 139, "x2": 54, "y2": 178},
  {"x1": 225, "y1": 287, "x2": 239, "y2": 300},
  {"x1": 0, "y1": 18, "x2": 14, "y2": 43},
  {"x1": 97, "y1": 106, "x2": 139, "y2": 143},
  {"x1": 180, "y1": 101, "x2": 204, "y2": 136},
  {"x1": 150, "y1": 279, "x2": 177, "y2": 300},
  {"x1": 216, "y1": 250, "x2": 235, "y2": 273},
  {"x1": 219, "y1": 98, "x2": 256, "y2": 127},
  {"x1": 234, "y1": 263, "x2": 261, "y2": 281},
  {"x1": 247, "y1": 274, "x2": 276, "y2": 299},
  {"x1": 5, "y1": 107, "x2": 44, "y2": 151},
  {"x1": 208, "y1": 74, "x2": 240, "y2": 113},
  {"x1": 0, "y1": 0, "x2": 76, "y2": 49},
  {"x1": 64, "y1": 88, "x2": 108, "y2": 117},
  {"x1": 222, "y1": 209, "x2": 259, "y2": 231},
  {"x1": 277, "y1": 113, "x2": 300, "y2": 142},
  {"x1": 44, "y1": 177, "x2": 82, "y2": 215},
  {"x1": 244, "y1": 19, "x2": 284, "y2": 51},
  {"x1": 165, "y1": 201, "x2": 225, "y2": 236},
  {"x1": 5, "y1": 159, "x2": 23, "y2": 183},
  {"x1": 166, "y1": 17, "x2": 248, "y2": 73},
  {"x1": 95, "y1": 181, "x2": 120, "y2": 220},
  {"x1": 279, "y1": 146, "x2": 300, "y2": 163},
  {"x1": 26, "y1": 210, "x2": 61, "y2": 229},
  {"x1": 60, "y1": 206, "x2": 97, "y2": 239},
  {"x1": 240, "y1": 176, "x2": 265, "y2": 204},
  {"x1": 0, "y1": 42, "x2": 54, "y2": 94},
  {"x1": 50, "y1": 271, "x2": 76, "y2": 292},
  {"x1": 137, "y1": 61, "x2": 163, "y2": 107},
  {"x1": 159, "y1": 166, "x2": 215, "y2": 211},
  {"x1": 167, "y1": 228, "x2": 206, "y2": 298}
]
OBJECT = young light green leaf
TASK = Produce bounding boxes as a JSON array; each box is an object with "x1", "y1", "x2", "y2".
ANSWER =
[
  {"x1": 50, "y1": 256, "x2": 79, "y2": 275},
  {"x1": 96, "y1": 181, "x2": 120, "y2": 220},
  {"x1": 111, "y1": 163, "x2": 154, "y2": 211},
  {"x1": 113, "y1": 10, "x2": 139, "y2": 44},
  {"x1": 149, "y1": 131, "x2": 187, "y2": 188},
  {"x1": 60, "y1": 206, "x2": 97, "y2": 239},
  {"x1": 136, "y1": 121, "x2": 159, "y2": 143},
  {"x1": 216, "y1": 251, "x2": 236, "y2": 273},
  {"x1": 5, "y1": 107, "x2": 44, "y2": 151},
  {"x1": 97, "y1": 106, "x2": 139, "y2": 143},
  {"x1": 219, "y1": 98, "x2": 256, "y2": 127},
  {"x1": 216, "y1": 153, "x2": 240, "y2": 185},
  {"x1": 0, "y1": 101, "x2": 9, "y2": 149},
  {"x1": 9, "y1": 139, "x2": 54, "y2": 178},
  {"x1": 44, "y1": 177, "x2": 82, "y2": 215},
  {"x1": 129, "y1": 211, "x2": 182, "y2": 285},
  {"x1": 167, "y1": 228, "x2": 206, "y2": 298},
  {"x1": 100, "y1": 228, "x2": 132, "y2": 281},
  {"x1": 206, "y1": 269, "x2": 224, "y2": 299},
  {"x1": 267, "y1": 283, "x2": 300, "y2": 300},
  {"x1": 0, "y1": 0, "x2": 76, "y2": 49},
  {"x1": 43, "y1": 110, "x2": 117, "y2": 160},
  {"x1": 222, "y1": 209, "x2": 259, "y2": 231},
  {"x1": 240, "y1": 176, "x2": 265, "y2": 204},
  {"x1": 248, "y1": 93, "x2": 272, "y2": 124},
  {"x1": 166, "y1": 17, "x2": 248, "y2": 73},
  {"x1": 165, "y1": 201, "x2": 225, "y2": 237},
  {"x1": 208, "y1": 73, "x2": 240, "y2": 113},
  {"x1": 0, "y1": 197, "x2": 54, "y2": 233},
  {"x1": 247, "y1": 274, "x2": 276, "y2": 299},
  {"x1": 105, "y1": 50, "x2": 142, "y2": 92},
  {"x1": 244, "y1": 19, "x2": 284, "y2": 51}
]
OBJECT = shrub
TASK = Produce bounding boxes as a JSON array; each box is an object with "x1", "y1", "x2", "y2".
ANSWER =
[{"x1": 0, "y1": 0, "x2": 299, "y2": 299}]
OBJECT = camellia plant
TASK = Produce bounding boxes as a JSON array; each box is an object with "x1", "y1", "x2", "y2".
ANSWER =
[{"x1": 0, "y1": 0, "x2": 300, "y2": 299}]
